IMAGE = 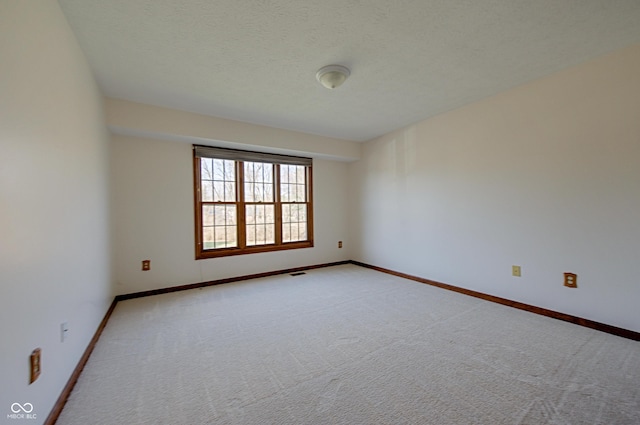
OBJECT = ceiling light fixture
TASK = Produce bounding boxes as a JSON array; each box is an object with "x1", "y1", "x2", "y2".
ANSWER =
[{"x1": 316, "y1": 65, "x2": 350, "y2": 89}]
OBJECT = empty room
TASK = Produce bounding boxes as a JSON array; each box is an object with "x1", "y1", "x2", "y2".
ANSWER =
[{"x1": 1, "y1": 1, "x2": 640, "y2": 424}]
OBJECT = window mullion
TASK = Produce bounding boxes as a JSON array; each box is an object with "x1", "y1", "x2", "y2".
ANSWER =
[
  {"x1": 237, "y1": 161, "x2": 246, "y2": 249},
  {"x1": 275, "y1": 164, "x2": 282, "y2": 245},
  {"x1": 306, "y1": 165, "x2": 313, "y2": 244}
]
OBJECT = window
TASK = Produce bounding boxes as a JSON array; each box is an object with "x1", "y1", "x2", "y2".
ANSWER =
[{"x1": 194, "y1": 146, "x2": 313, "y2": 259}]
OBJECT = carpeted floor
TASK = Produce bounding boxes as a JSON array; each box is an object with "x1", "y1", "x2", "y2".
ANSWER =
[{"x1": 57, "y1": 264, "x2": 640, "y2": 424}]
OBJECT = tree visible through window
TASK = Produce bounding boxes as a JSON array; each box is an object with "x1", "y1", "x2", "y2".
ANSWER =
[{"x1": 194, "y1": 146, "x2": 313, "y2": 259}]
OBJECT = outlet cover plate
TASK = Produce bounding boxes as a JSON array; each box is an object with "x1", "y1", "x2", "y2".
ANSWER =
[
  {"x1": 564, "y1": 272, "x2": 577, "y2": 288},
  {"x1": 30, "y1": 348, "x2": 41, "y2": 384},
  {"x1": 512, "y1": 265, "x2": 521, "y2": 277}
]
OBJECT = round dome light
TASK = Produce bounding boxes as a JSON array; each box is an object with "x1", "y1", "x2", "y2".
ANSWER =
[{"x1": 316, "y1": 65, "x2": 351, "y2": 89}]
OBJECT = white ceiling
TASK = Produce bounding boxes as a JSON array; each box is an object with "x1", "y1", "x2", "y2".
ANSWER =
[{"x1": 58, "y1": 0, "x2": 640, "y2": 142}]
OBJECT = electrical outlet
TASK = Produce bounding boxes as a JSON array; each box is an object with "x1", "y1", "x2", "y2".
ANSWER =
[
  {"x1": 60, "y1": 322, "x2": 69, "y2": 342},
  {"x1": 512, "y1": 265, "x2": 521, "y2": 277},
  {"x1": 564, "y1": 272, "x2": 577, "y2": 288},
  {"x1": 142, "y1": 260, "x2": 150, "y2": 271},
  {"x1": 30, "y1": 348, "x2": 41, "y2": 384},
  {"x1": 338, "y1": 241, "x2": 343, "y2": 248}
]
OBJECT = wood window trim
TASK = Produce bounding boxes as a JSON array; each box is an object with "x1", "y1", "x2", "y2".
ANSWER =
[{"x1": 193, "y1": 147, "x2": 314, "y2": 260}]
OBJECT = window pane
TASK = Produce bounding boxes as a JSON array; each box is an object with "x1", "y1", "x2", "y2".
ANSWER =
[
  {"x1": 295, "y1": 184, "x2": 306, "y2": 202},
  {"x1": 201, "y1": 158, "x2": 213, "y2": 180},
  {"x1": 226, "y1": 206, "x2": 237, "y2": 225},
  {"x1": 213, "y1": 159, "x2": 226, "y2": 180},
  {"x1": 282, "y1": 222, "x2": 291, "y2": 242},
  {"x1": 226, "y1": 226, "x2": 237, "y2": 246},
  {"x1": 214, "y1": 226, "x2": 227, "y2": 245},
  {"x1": 213, "y1": 181, "x2": 224, "y2": 202},
  {"x1": 257, "y1": 163, "x2": 265, "y2": 182},
  {"x1": 262, "y1": 163, "x2": 273, "y2": 183},
  {"x1": 298, "y1": 223, "x2": 307, "y2": 240},
  {"x1": 288, "y1": 167, "x2": 297, "y2": 185},
  {"x1": 265, "y1": 205, "x2": 275, "y2": 224},
  {"x1": 256, "y1": 224, "x2": 266, "y2": 243},
  {"x1": 282, "y1": 204, "x2": 291, "y2": 222},
  {"x1": 264, "y1": 165, "x2": 273, "y2": 183},
  {"x1": 213, "y1": 205, "x2": 227, "y2": 225},
  {"x1": 202, "y1": 205, "x2": 214, "y2": 226},
  {"x1": 255, "y1": 205, "x2": 264, "y2": 224},
  {"x1": 246, "y1": 224, "x2": 256, "y2": 245},
  {"x1": 246, "y1": 205, "x2": 255, "y2": 225},
  {"x1": 263, "y1": 183, "x2": 273, "y2": 202},
  {"x1": 253, "y1": 183, "x2": 263, "y2": 202},
  {"x1": 255, "y1": 163, "x2": 263, "y2": 182},
  {"x1": 266, "y1": 224, "x2": 275, "y2": 244},
  {"x1": 224, "y1": 182, "x2": 236, "y2": 202},
  {"x1": 291, "y1": 223, "x2": 300, "y2": 241},
  {"x1": 202, "y1": 181, "x2": 213, "y2": 202},
  {"x1": 280, "y1": 165, "x2": 289, "y2": 184},
  {"x1": 203, "y1": 226, "x2": 214, "y2": 250},
  {"x1": 245, "y1": 183, "x2": 254, "y2": 202},
  {"x1": 244, "y1": 162, "x2": 254, "y2": 183},
  {"x1": 245, "y1": 222, "x2": 274, "y2": 246},
  {"x1": 296, "y1": 166, "x2": 305, "y2": 184},
  {"x1": 223, "y1": 160, "x2": 235, "y2": 180}
]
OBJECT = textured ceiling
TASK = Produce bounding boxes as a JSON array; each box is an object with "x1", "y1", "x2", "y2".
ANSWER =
[{"x1": 58, "y1": 0, "x2": 640, "y2": 142}]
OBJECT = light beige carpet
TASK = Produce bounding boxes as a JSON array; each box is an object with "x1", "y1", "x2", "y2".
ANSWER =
[{"x1": 57, "y1": 264, "x2": 640, "y2": 424}]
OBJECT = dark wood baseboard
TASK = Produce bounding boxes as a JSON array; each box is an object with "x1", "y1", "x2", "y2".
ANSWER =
[
  {"x1": 44, "y1": 298, "x2": 119, "y2": 425},
  {"x1": 350, "y1": 260, "x2": 640, "y2": 341},
  {"x1": 116, "y1": 260, "x2": 351, "y2": 301}
]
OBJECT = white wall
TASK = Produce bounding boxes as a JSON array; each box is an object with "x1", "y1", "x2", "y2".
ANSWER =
[
  {"x1": 0, "y1": 1, "x2": 112, "y2": 423},
  {"x1": 349, "y1": 44, "x2": 640, "y2": 332},
  {"x1": 111, "y1": 135, "x2": 350, "y2": 294}
]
